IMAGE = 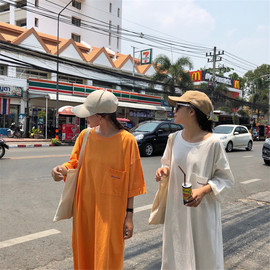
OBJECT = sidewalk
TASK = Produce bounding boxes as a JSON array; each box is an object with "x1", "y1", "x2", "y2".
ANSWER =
[{"x1": 2, "y1": 137, "x2": 71, "y2": 148}]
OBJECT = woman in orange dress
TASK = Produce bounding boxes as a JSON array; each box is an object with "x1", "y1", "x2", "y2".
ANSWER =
[{"x1": 52, "y1": 90, "x2": 146, "y2": 270}]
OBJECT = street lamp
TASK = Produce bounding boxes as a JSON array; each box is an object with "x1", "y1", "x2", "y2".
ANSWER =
[{"x1": 56, "y1": 0, "x2": 73, "y2": 139}]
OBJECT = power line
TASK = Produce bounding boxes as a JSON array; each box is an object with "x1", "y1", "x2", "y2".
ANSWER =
[{"x1": 1, "y1": 0, "x2": 261, "y2": 74}]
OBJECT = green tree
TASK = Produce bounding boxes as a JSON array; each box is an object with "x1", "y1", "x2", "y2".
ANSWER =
[
  {"x1": 151, "y1": 55, "x2": 193, "y2": 94},
  {"x1": 244, "y1": 64, "x2": 270, "y2": 119}
]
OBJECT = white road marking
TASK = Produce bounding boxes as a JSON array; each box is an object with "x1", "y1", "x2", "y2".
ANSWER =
[
  {"x1": 134, "y1": 204, "x2": 152, "y2": 213},
  {"x1": 1, "y1": 206, "x2": 153, "y2": 249},
  {"x1": 0, "y1": 229, "x2": 60, "y2": 249},
  {"x1": 241, "y1": 179, "x2": 262, "y2": 184},
  {"x1": 243, "y1": 155, "x2": 253, "y2": 158}
]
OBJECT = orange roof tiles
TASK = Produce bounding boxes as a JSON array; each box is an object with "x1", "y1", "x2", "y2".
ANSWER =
[
  {"x1": 12, "y1": 27, "x2": 50, "y2": 53},
  {"x1": 136, "y1": 64, "x2": 153, "y2": 74},
  {"x1": 114, "y1": 54, "x2": 133, "y2": 69},
  {"x1": 0, "y1": 21, "x2": 154, "y2": 75}
]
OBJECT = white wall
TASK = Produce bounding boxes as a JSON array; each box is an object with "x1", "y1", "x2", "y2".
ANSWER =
[
  {"x1": 30, "y1": 0, "x2": 122, "y2": 52},
  {"x1": 0, "y1": 0, "x2": 122, "y2": 51}
]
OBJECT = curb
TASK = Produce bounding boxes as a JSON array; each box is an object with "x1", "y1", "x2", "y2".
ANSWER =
[{"x1": 9, "y1": 144, "x2": 55, "y2": 148}]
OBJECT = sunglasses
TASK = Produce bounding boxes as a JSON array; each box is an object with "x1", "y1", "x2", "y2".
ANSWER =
[{"x1": 175, "y1": 103, "x2": 190, "y2": 111}]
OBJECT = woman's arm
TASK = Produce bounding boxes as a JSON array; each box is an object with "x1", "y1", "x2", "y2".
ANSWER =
[{"x1": 124, "y1": 197, "x2": 134, "y2": 240}]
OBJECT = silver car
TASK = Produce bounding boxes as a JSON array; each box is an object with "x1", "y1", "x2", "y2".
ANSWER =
[{"x1": 213, "y1": 124, "x2": 253, "y2": 152}]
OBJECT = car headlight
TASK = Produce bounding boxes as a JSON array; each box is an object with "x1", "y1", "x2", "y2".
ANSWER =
[
  {"x1": 220, "y1": 135, "x2": 227, "y2": 140},
  {"x1": 135, "y1": 134, "x2": 144, "y2": 141}
]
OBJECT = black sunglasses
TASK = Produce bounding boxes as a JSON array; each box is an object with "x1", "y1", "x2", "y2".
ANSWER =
[{"x1": 175, "y1": 103, "x2": 190, "y2": 111}]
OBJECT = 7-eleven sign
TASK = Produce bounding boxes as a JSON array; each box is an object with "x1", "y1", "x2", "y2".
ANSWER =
[{"x1": 141, "y1": 49, "x2": 152, "y2": 65}]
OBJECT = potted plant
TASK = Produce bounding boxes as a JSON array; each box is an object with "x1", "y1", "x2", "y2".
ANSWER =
[
  {"x1": 30, "y1": 126, "x2": 43, "y2": 139},
  {"x1": 51, "y1": 138, "x2": 61, "y2": 146}
]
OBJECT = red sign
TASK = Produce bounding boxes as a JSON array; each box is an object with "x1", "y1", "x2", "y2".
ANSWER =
[
  {"x1": 62, "y1": 124, "x2": 79, "y2": 141},
  {"x1": 189, "y1": 71, "x2": 202, "y2": 82},
  {"x1": 233, "y1": 80, "x2": 240, "y2": 89}
]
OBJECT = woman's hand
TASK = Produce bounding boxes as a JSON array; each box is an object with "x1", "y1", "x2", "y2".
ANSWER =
[
  {"x1": 123, "y1": 212, "x2": 133, "y2": 240},
  {"x1": 51, "y1": 166, "x2": 67, "y2": 182},
  {"x1": 186, "y1": 184, "x2": 212, "y2": 207},
  {"x1": 155, "y1": 167, "x2": 170, "y2": 182}
]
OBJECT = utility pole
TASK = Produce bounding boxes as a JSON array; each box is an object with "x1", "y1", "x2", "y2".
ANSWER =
[
  {"x1": 56, "y1": 0, "x2": 73, "y2": 140},
  {"x1": 206, "y1": 46, "x2": 224, "y2": 87},
  {"x1": 132, "y1": 46, "x2": 139, "y2": 92}
]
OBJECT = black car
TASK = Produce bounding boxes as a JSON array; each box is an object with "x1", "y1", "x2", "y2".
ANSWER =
[
  {"x1": 262, "y1": 138, "x2": 270, "y2": 165},
  {"x1": 131, "y1": 120, "x2": 183, "y2": 157}
]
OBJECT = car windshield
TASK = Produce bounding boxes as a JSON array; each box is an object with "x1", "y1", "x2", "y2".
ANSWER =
[
  {"x1": 213, "y1": 126, "x2": 234, "y2": 134},
  {"x1": 132, "y1": 122, "x2": 160, "y2": 132}
]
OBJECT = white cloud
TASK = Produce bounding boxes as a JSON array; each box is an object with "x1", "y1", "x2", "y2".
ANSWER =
[
  {"x1": 226, "y1": 28, "x2": 238, "y2": 37},
  {"x1": 256, "y1": 24, "x2": 269, "y2": 33},
  {"x1": 122, "y1": 0, "x2": 215, "y2": 43}
]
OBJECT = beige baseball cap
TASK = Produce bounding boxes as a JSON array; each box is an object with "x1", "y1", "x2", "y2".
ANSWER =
[
  {"x1": 71, "y1": 90, "x2": 118, "y2": 118},
  {"x1": 168, "y1": 90, "x2": 213, "y2": 116}
]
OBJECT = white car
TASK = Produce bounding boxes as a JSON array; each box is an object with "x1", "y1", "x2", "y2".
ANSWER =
[{"x1": 213, "y1": 125, "x2": 253, "y2": 152}]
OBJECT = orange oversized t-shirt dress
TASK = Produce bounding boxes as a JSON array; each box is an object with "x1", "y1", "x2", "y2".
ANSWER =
[{"x1": 63, "y1": 128, "x2": 146, "y2": 270}]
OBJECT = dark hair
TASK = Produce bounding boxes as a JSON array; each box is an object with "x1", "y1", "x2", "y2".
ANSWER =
[
  {"x1": 189, "y1": 104, "x2": 213, "y2": 132},
  {"x1": 97, "y1": 112, "x2": 129, "y2": 131}
]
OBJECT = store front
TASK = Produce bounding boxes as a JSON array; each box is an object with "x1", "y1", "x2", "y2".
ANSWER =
[
  {"x1": 26, "y1": 78, "x2": 171, "y2": 139},
  {"x1": 0, "y1": 85, "x2": 23, "y2": 135}
]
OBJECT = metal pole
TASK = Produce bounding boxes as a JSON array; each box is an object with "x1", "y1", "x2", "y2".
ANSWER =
[
  {"x1": 132, "y1": 46, "x2": 135, "y2": 92},
  {"x1": 212, "y1": 46, "x2": 216, "y2": 84},
  {"x1": 45, "y1": 97, "x2": 48, "y2": 139},
  {"x1": 56, "y1": 0, "x2": 73, "y2": 139}
]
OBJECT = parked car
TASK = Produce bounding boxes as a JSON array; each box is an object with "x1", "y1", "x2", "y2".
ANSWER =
[
  {"x1": 213, "y1": 124, "x2": 253, "y2": 152},
  {"x1": 131, "y1": 120, "x2": 183, "y2": 157},
  {"x1": 262, "y1": 138, "x2": 270, "y2": 165}
]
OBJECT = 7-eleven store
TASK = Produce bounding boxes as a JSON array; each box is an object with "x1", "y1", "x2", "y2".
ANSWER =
[{"x1": 27, "y1": 78, "x2": 170, "y2": 139}]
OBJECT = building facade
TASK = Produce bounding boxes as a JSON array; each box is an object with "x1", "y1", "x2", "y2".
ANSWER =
[
  {"x1": 0, "y1": 21, "x2": 167, "y2": 138},
  {"x1": 0, "y1": 0, "x2": 122, "y2": 52}
]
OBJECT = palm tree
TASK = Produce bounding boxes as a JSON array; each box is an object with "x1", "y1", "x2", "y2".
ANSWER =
[{"x1": 151, "y1": 55, "x2": 193, "y2": 94}]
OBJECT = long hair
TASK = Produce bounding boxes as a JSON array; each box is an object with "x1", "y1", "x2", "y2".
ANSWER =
[
  {"x1": 97, "y1": 112, "x2": 129, "y2": 131},
  {"x1": 190, "y1": 104, "x2": 213, "y2": 132}
]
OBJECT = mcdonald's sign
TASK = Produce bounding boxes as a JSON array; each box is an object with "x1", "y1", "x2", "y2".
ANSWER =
[
  {"x1": 189, "y1": 71, "x2": 202, "y2": 82},
  {"x1": 233, "y1": 80, "x2": 240, "y2": 89}
]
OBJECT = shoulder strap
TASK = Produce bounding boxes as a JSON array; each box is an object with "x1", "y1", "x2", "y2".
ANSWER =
[{"x1": 77, "y1": 128, "x2": 91, "y2": 169}]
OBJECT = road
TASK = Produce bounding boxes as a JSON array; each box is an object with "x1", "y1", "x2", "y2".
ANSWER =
[{"x1": 0, "y1": 141, "x2": 269, "y2": 270}]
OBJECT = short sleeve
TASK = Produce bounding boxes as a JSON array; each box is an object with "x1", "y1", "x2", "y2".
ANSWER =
[
  {"x1": 127, "y1": 137, "x2": 146, "y2": 198},
  {"x1": 62, "y1": 129, "x2": 87, "y2": 170},
  {"x1": 208, "y1": 141, "x2": 235, "y2": 202}
]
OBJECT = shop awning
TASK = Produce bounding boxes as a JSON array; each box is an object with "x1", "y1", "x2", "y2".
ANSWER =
[{"x1": 39, "y1": 93, "x2": 171, "y2": 112}]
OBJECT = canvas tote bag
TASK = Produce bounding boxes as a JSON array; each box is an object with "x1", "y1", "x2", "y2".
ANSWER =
[
  {"x1": 53, "y1": 128, "x2": 90, "y2": 222},
  {"x1": 148, "y1": 131, "x2": 178, "y2": 225}
]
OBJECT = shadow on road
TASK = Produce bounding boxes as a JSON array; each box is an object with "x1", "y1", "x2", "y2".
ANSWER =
[{"x1": 223, "y1": 201, "x2": 270, "y2": 269}]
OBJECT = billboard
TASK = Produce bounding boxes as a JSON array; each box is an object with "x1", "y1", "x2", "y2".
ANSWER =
[{"x1": 189, "y1": 71, "x2": 240, "y2": 89}]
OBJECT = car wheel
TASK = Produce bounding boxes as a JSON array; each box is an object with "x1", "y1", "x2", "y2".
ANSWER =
[
  {"x1": 142, "y1": 143, "x2": 154, "y2": 157},
  {"x1": 246, "y1": 140, "x2": 253, "y2": 151},
  {"x1": 0, "y1": 145, "x2": 5, "y2": 159},
  {"x1": 226, "y1": 141, "x2": 233, "y2": 152},
  {"x1": 264, "y1": 159, "x2": 270, "y2": 166}
]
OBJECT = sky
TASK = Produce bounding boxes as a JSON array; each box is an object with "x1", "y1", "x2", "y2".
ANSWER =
[{"x1": 121, "y1": 0, "x2": 270, "y2": 77}]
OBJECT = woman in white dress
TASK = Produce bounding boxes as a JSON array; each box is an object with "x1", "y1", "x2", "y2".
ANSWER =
[{"x1": 155, "y1": 91, "x2": 234, "y2": 270}]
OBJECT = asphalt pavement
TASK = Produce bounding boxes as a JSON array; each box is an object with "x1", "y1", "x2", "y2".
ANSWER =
[{"x1": 0, "y1": 141, "x2": 269, "y2": 270}]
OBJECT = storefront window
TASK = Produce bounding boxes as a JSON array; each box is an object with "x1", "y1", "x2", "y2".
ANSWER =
[
  {"x1": 0, "y1": 105, "x2": 19, "y2": 128},
  {"x1": 16, "y1": 68, "x2": 49, "y2": 79},
  {"x1": 0, "y1": 64, "x2": 8, "y2": 75},
  {"x1": 58, "y1": 75, "x2": 84, "y2": 84}
]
